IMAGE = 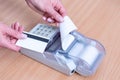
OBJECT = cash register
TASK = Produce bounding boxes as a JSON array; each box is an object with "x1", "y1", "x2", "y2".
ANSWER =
[{"x1": 16, "y1": 16, "x2": 105, "y2": 76}]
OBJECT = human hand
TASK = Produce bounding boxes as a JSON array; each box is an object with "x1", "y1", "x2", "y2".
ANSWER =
[
  {"x1": 0, "y1": 22, "x2": 27, "y2": 51},
  {"x1": 25, "y1": 0, "x2": 66, "y2": 23}
]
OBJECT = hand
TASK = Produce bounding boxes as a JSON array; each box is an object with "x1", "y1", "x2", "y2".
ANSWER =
[
  {"x1": 0, "y1": 22, "x2": 27, "y2": 51},
  {"x1": 25, "y1": 0, "x2": 66, "y2": 23}
]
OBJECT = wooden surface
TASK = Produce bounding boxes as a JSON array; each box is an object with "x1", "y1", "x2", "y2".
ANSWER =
[{"x1": 0, "y1": 0, "x2": 120, "y2": 80}]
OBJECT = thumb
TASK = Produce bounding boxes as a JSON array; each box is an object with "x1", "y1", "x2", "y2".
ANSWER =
[
  {"x1": 6, "y1": 27, "x2": 27, "y2": 39},
  {"x1": 3, "y1": 41, "x2": 21, "y2": 52}
]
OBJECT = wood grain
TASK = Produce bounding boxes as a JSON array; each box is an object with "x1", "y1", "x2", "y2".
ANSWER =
[{"x1": 0, "y1": 0, "x2": 120, "y2": 80}]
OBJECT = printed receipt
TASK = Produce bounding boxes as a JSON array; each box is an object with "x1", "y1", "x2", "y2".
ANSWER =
[{"x1": 60, "y1": 16, "x2": 77, "y2": 50}]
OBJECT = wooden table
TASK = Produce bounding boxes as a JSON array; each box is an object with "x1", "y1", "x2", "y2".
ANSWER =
[{"x1": 0, "y1": 0, "x2": 120, "y2": 80}]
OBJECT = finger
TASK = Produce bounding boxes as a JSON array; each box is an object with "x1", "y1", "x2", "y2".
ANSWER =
[
  {"x1": 14, "y1": 22, "x2": 20, "y2": 31},
  {"x1": 46, "y1": 7, "x2": 64, "y2": 23},
  {"x1": 42, "y1": 16, "x2": 47, "y2": 21},
  {"x1": 58, "y1": 5, "x2": 67, "y2": 17},
  {"x1": 43, "y1": 16, "x2": 56, "y2": 23},
  {"x1": 43, "y1": 13, "x2": 51, "y2": 19},
  {"x1": 11, "y1": 23, "x2": 15, "y2": 29},
  {"x1": 43, "y1": 13, "x2": 54, "y2": 22},
  {"x1": 43, "y1": 13, "x2": 56, "y2": 23},
  {"x1": 47, "y1": 17, "x2": 55, "y2": 23},
  {"x1": 11, "y1": 22, "x2": 19, "y2": 31},
  {"x1": 13, "y1": 22, "x2": 24, "y2": 33},
  {"x1": 6, "y1": 27, "x2": 27, "y2": 39},
  {"x1": 18, "y1": 25, "x2": 24, "y2": 33},
  {"x1": 55, "y1": 2, "x2": 67, "y2": 17}
]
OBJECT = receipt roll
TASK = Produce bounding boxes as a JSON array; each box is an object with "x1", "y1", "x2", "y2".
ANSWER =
[{"x1": 69, "y1": 31, "x2": 105, "y2": 76}]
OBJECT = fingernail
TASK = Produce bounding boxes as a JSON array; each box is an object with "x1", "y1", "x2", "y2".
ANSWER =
[
  {"x1": 21, "y1": 34, "x2": 27, "y2": 39},
  {"x1": 43, "y1": 16, "x2": 47, "y2": 21},
  {"x1": 47, "y1": 18, "x2": 54, "y2": 23}
]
